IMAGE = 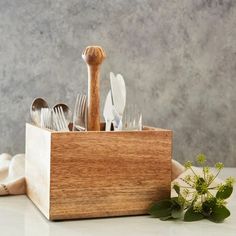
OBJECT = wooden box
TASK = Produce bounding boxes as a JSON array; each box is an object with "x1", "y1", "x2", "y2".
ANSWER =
[{"x1": 25, "y1": 123, "x2": 172, "y2": 220}]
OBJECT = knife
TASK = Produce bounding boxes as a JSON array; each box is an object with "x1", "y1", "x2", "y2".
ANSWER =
[
  {"x1": 110, "y1": 72, "x2": 126, "y2": 130},
  {"x1": 103, "y1": 90, "x2": 114, "y2": 131}
]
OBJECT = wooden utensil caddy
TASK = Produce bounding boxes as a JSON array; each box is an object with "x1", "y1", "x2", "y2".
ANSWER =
[
  {"x1": 25, "y1": 123, "x2": 172, "y2": 220},
  {"x1": 25, "y1": 46, "x2": 172, "y2": 220}
]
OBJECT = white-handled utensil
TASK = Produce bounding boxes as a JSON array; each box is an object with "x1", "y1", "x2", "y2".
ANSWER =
[
  {"x1": 103, "y1": 91, "x2": 114, "y2": 131},
  {"x1": 110, "y1": 72, "x2": 126, "y2": 130}
]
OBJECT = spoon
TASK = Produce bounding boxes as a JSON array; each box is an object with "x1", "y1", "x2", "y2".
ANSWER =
[
  {"x1": 53, "y1": 103, "x2": 72, "y2": 129},
  {"x1": 30, "y1": 98, "x2": 49, "y2": 126}
]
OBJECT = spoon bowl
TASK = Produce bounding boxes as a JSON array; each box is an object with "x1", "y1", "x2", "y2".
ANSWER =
[
  {"x1": 30, "y1": 98, "x2": 49, "y2": 126},
  {"x1": 53, "y1": 103, "x2": 72, "y2": 128}
]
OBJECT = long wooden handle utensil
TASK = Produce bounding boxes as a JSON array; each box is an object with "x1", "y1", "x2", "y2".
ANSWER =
[{"x1": 82, "y1": 46, "x2": 106, "y2": 131}]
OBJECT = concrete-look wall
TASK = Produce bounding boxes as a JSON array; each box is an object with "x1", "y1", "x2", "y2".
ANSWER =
[{"x1": 0, "y1": 0, "x2": 236, "y2": 166}]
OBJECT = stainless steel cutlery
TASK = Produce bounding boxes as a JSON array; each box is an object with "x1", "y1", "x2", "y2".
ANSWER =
[
  {"x1": 30, "y1": 98, "x2": 49, "y2": 126},
  {"x1": 103, "y1": 72, "x2": 142, "y2": 131},
  {"x1": 30, "y1": 98, "x2": 71, "y2": 131},
  {"x1": 110, "y1": 72, "x2": 126, "y2": 130},
  {"x1": 72, "y1": 93, "x2": 87, "y2": 131},
  {"x1": 122, "y1": 104, "x2": 142, "y2": 131},
  {"x1": 53, "y1": 103, "x2": 72, "y2": 129},
  {"x1": 103, "y1": 91, "x2": 114, "y2": 131},
  {"x1": 30, "y1": 73, "x2": 142, "y2": 132},
  {"x1": 40, "y1": 108, "x2": 52, "y2": 130},
  {"x1": 53, "y1": 106, "x2": 69, "y2": 131}
]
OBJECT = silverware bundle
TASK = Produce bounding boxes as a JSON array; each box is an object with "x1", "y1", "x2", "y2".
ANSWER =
[
  {"x1": 30, "y1": 98, "x2": 72, "y2": 131},
  {"x1": 30, "y1": 73, "x2": 142, "y2": 132},
  {"x1": 72, "y1": 93, "x2": 87, "y2": 131},
  {"x1": 103, "y1": 72, "x2": 142, "y2": 131}
]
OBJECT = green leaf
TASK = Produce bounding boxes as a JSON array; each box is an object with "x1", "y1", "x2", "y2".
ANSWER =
[
  {"x1": 173, "y1": 184, "x2": 180, "y2": 194},
  {"x1": 171, "y1": 197, "x2": 180, "y2": 205},
  {"x1": 170, "y1": 198, "x2": 183, "y2": 219},
  {"x1": 184, "y1": 207, "x2": 204, "y2": 222},
  {"x1": 149, "y1": 200, "x2": 173, "y2": 218},
  {"x1": 208, "y1": 205, "x2": 230, "y2": 223},
  {"x1": 216, "y1": 185, "x2": 233, "y2": 199},
  {"x1": 202, "y1": 197, "x2": 217, "y2": 216},
  {"x1": 160, "y1": 216, "x2": 173, "y2": 221},
  {"x1": 171, "y1": 207, "x2": 183, "y2": 219}
]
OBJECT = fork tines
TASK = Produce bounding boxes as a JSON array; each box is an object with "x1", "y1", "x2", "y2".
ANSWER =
[
  {"x1": 41, "y1": 108, "x2": 52, "y2": 130},
  {"x1": 53, "y1": 106, "x2": 69, "y2": 131},
  {"x1": 73, "y1": 93, "x2": 87, "y2": 131}
]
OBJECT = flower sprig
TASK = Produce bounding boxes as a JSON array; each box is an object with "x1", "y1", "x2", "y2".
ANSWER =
[{"x1": 149, "y1": 154, "x2": 235, "y2": 223}]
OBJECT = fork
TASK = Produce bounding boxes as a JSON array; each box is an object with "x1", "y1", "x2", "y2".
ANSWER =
[
  {"x1": 73, "y1": 93, "x2": 87, "y2": 131},
  {"x1": 53, "y1": 106, "x2": 69, "y2": 131},
  {"x1": 40, "y1": 108, "x2": 53, "y2": 130},
  {"x1": 122, "y1": 104, "x2": 142, "y2": 131}
]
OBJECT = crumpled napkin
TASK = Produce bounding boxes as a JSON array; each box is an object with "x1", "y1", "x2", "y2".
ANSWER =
[
  {"x1": 0, "y1": 153, "x2": 220, "y2": 196},
  {"x1": 0, "y1": 153, "x2": 25, "y2": 195}
]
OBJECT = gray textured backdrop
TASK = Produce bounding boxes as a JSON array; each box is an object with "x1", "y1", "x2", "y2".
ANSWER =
[{"x1": 0, "y1": 0, "x2": 236, "y2": 166}]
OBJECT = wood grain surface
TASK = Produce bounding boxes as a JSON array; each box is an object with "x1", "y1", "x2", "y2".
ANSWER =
[
  {"x1": 25, "y1": 123, "x2": 172, "y2": 220},
  {"x1": 82, "y1": 46, "x2": 106, "y2": 131},
  {"x1": 25, "y1": 124, "x2": 51, "y2": 219}
]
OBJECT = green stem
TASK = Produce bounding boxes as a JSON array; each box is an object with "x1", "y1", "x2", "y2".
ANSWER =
[
  {"x1": 208, "y1": 170, "x2": 221, "y2": 186},
  {"x1": 203, "y1": 167, "x2": 206, "y2": 181},
  {"x1": 190, "y1": 167, "x2": 198, "y2": 177},
  {"x1": 207, "y1": 191, "x2": 214, "y2": 198},
  {"x1": 207, "y1": 186, "x2": 218, "y2": 190}
]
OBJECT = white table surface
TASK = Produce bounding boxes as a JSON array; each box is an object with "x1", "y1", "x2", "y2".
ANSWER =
[{"x1": 0, "y1": 168, "x2": 236, "y2": 236}]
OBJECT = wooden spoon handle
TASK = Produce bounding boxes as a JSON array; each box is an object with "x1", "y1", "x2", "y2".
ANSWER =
[{"x1": 82, "y1": 46, "x2": 106, "y2": 131}]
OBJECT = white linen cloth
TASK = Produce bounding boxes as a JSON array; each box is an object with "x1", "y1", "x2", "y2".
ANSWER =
[{"x1": 0, "y1": 153, "x2": 25, "y2": 195}]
